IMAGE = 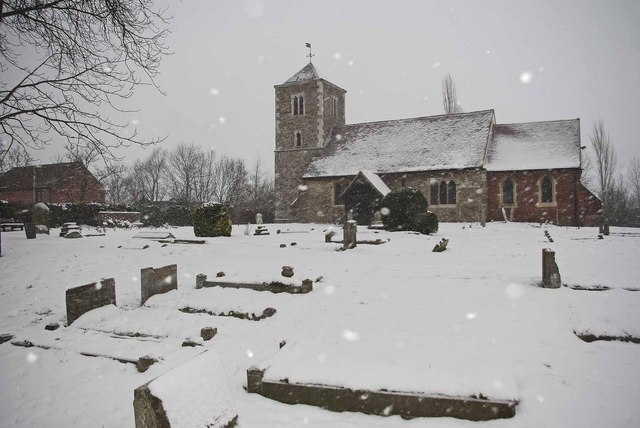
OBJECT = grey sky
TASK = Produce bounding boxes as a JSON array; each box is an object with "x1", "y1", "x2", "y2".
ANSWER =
[{"x1": 31, "y1": 0, "x2": 640, "y2": 176}]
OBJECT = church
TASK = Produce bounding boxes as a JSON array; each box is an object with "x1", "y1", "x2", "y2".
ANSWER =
[{"x1": 274, "y1": 62, "x2": 602, "y2": 227}]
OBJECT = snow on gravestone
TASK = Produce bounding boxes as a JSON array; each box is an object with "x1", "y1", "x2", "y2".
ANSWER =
[{"x1": 134, "y1": 350, "x2": 238, "y2": 428}]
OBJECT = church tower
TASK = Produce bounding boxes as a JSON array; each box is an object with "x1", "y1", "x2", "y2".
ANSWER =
[{"x1": 274, "y1": 63, "x2": 346, "y2": 222}]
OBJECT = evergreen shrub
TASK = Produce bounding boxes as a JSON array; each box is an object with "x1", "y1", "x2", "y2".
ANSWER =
[
  {"x1": 380, "y1": 187, "x2": 428, "y2": 231},
  {"x1": 193, "y1": 203, "x2": 232, "y2": 237},
  {"x1": 415, "y1": 211, "x2": 439, "y2": 235}
]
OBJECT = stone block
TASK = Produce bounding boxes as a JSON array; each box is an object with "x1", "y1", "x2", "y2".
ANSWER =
[
  {"x1": 141, "y1": 264, "x2": 178, "y2": 305},
  {"x1": 246, "y1": 367, "x2": 516, "y2": 422},
  {"x1": 134, "y1": 351, "x2": 238, "y2": 428},
  {"x1": 343, "y1": 221, "x2": 357, "y2": 250},
  {"x1": 65, "y1": 278, "x2": 116, "y2": 325},
  {"x1": 201, "y1": 327, "x2": 217, "y2": 341}
]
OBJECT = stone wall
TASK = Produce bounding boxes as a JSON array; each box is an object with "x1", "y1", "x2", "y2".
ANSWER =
[
  {"x1": 294, "y1": 168, "x2": 488, "y2": 224},
  {"x1": 576, "y1": 183, "x2": 603, "y2": 226},
  {"x1": 65, "y1": 278, "x2": 116, "y2": 325},
  {"x1": 486, "y1": 168, "x2": 596, "y2": 226},
  {"x1": 141, "y1": 264, "x2": 178, "y2": 305}
]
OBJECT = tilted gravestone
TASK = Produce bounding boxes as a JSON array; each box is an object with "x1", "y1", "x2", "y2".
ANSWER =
[
  {"x1": 66, "y1": 278, "x2": 116, "y2": 325},
  {"x1": 542, "y1": 249, "x2": 562, "y2": 288},
  {"x1": 141, "y1": 264, "x2": 178, "y2": 305}
]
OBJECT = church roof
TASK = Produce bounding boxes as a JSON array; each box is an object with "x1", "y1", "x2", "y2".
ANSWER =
[
  {"x1": 486, "y1": 119, "x2": 580, "y2": 171},
  {"x1": 304, "y1": 110, "x2": 495, "y2": 178},
  {"x1": 0, "y1": 162, "x2": 91, "y2": 191},
  {"x1": 282, "y1": 63, "x2": 321, "y2": 85}
]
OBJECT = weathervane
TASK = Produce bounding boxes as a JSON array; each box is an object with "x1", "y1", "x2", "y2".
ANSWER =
[{"x1": 305, "y1": 42, "x2": 314, "y2": 63}]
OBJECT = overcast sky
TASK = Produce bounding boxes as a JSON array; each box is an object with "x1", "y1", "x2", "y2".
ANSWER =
[{"x1": 30, "y1": 0, "x2": 640, "y2": 176}]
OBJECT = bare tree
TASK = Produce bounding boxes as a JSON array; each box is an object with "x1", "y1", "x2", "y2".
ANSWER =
[
  {"x1": 629, "y1": 157, "x2": 640, "y2": 204},
  {"x1": 0, "y1": 142, "x2": 33, "y2": 173},
  {"x1": 441, "y1": 74, "x2": 463, "y2": 115},
  {"x1": 103, "y1": 162, "x2": 131, "y2": 205},
  {"x1": 0, "y1": 1, "x2": 170, "y2": 163},
  {"x1": 167, "y1": 143, "x2": 203, "y2": 206},
  {"x1": 590, "y1": 120, "x2": 617, "y2": 221},
  {"x1": 211, "y1": 155, "x2": 247, "y2": 207}
]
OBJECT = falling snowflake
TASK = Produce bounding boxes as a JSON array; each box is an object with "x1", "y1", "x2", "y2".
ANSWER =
[
  {"x1": 520, "y1": 71, "x2": 533, "y2": 84},
  {"x1": 324, "y1": 285, "x2": 336, "y2": 295},
  {"x1": 432, "y1": 62, "x2": 441, "y2": 68},
  {"x1": 333, "y1": 52, "x2": 342, "y2": 60},
  {"x1": 210, "y1": 88, "x2": 220, "y2": 96},
  {"x1": 380, "y1": 207, "x2": 390, "y2": 216},
  {"x1": 466, "y1": 312, "x2": 477, "y2": 320},
  {"x1": 132, "y1": 276, "x2": 138, "y2": 282},
  {"x1": 26, "y1": 352, "x2": 38, "y2": 363},
  {"x1": 219, "y1": 117, "x2": 226, "y2": 124},
  {"x1": 297, "y1": 185, "x2": 308, "y2": 191},
  {"x1": 336, "y1": 134, "x2": 343, "y2": 141},
  {"x1": 383, "y1": 405, "x2": 393, "y2": 415},
  {"x1": 342, "y1": 329, "x2": 359, "y2": 341},
  {"x1": 130, "y1": 119, "x2": 139, "y2": 125},
  {"x1": 347, "y1": 61, "x2": 354, "y2": 66},
  {"x1": 95, "y1": 282, "x2": 103, "y2": 290},
  {"x1": 246, "y1": 350, "x2": 254, "y2": 358},
  {"x1": 164, "y1": 276, "x2": 172, "y2": 284}
]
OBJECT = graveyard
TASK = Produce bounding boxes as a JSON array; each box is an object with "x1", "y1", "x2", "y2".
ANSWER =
[{"x1": 0, "y1": 221, "x2": 639, "y2": 427}]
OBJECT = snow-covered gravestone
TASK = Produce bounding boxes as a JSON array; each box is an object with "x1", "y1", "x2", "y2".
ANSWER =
[
  {"x1": 32, "y1": 202, "x2": 50, "y2": 234},
  {"x1": 133, "y1": 350, "x2": 238, "y2": 428}
]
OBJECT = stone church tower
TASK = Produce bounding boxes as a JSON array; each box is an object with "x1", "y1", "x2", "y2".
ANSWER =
[{"x1": 274, "y1": 63, "x2": 346, "y2": 222}]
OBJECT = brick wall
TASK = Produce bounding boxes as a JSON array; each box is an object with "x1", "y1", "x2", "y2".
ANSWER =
[
  {"x1": 0, "y1": 171, "x2": 105, "y2": 204},
  {"x1": 486, "y1": 169, "x2": 596, "y2": 226},
  {"x1": 576, "y1": 183, "x2": 603, "y2": 226}
]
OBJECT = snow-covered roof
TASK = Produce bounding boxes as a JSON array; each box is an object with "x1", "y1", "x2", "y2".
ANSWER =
[
  {"x1": 282, "y1": 63, "x2": 320, "y2": 85},
  {"x1": 359, "y1": 170, "x2": 391, "y2": 196},
  {"x1": 486, "y1": 120, "x2": 580, "y2": 171},
  {"x1": 304, "y1": 110, "x2": 494, "y2": 178}
]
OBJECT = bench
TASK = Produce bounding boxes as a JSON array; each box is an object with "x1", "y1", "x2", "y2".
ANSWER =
[{"x1": 0, "y1": 219, "x2": 25, "y2": 232}]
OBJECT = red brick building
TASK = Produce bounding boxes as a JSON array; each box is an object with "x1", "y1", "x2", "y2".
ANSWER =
[
  {"x1": 275, "y1": 63, "x2": 602, "y2": 226},
  {"x1": 0, "y1": 162, "x2": 105, "y2": 205}
]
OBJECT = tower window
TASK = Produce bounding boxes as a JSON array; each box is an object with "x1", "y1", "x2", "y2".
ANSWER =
[
  {"x1": 292, "y1": 94, "x2": 304, "y2": 116},
  {"x1": 331, "y1": 96, "x2": 338, "y2": 117},
  {"x1": 295, "y1": 131, "x2": 302, "y2": 148}
]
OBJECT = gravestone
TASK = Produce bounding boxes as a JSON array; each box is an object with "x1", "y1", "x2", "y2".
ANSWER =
[
  {"x1": 542, "y1": 249, "x2": 562, "y2": 288},
  {"x1": 24, "y1": 223, "x2": 36, "y2": 239},
  {"x1": 343, "y1": 221, "x2": 357, "y2": 250},
  {"x1": 141, "y1": 264, "x2": 178, "y2": 305},
  {"x1": 133, "y1": 350, "x2": 238, "y2": 428},
  {"x1": 256, "y1": 213, "x2": 263, "y2": 225},
  {"x1": 66, "y1": 278, "x2": 116, "y2": 325}
]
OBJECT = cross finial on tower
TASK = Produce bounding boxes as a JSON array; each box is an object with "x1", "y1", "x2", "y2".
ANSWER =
[{"x1": 305, "y1": 42, "x2": 314, "y2": 63}]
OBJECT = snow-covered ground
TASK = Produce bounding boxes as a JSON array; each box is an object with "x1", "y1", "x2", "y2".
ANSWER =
[{"x1": 1, "y1": 222, "x2": 639, "y2": 427}]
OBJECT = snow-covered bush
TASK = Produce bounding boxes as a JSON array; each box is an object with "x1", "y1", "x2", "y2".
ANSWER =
[
  {"x1": 193, "y1": 203, "x2": 232, "y2": 237},
  {"x1": 415, "y1": 211, "x2": 439, "y2": 235},
  {"x1": 380, "y1": 187, "x2": 428, "y2": 232}
]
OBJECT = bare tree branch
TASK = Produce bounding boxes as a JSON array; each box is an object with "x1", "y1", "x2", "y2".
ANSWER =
[
  {"x1": 441, "y1": 74, "x2": 463, "y2": 115},
  {"x1": 0, "y1": 0, "x2": 170, "y2": 158}
]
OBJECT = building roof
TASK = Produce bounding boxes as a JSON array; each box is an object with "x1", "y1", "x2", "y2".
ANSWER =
[
  {"x1": 0, "y1": 162, "x2": 89, "y2": 191},
  {"x1": 341, "y1": 171, "x2": 392, "y2": 199},
  {"x1": 304, "y1": 110, "x2": 495, "y2": 178},
  {"x1": 485, "y1": 119, "x2": 580, "y2": 171},
  {"x1": 282, "y1": 63, "x2": 321, "y2": 85}
]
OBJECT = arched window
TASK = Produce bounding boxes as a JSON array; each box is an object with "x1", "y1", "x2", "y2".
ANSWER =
[
  {"x1": 447, "y1": 181, "x2": 457, "y2": 204},
  {"x1": 503, "y1": 178, "x2": 514, "y2": 205},
  {"x1": 295, "y1": 131, "x2": 302, "y2": 148},
  {"x1": 293, "y1": 96, "x2": 299, "y2": 116},
  {"x1": 299, "y1": 95, "x2": 304, "y2": 115},
  {"x1": 430, "y1": 181, "x2": 439, "y2": 205},
  {"x1": 541, "y1": 176, "x2": 553, "y2": 203},
  {"x1": 439, "y1": 181, "x2": 448, "y2": 205}
]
